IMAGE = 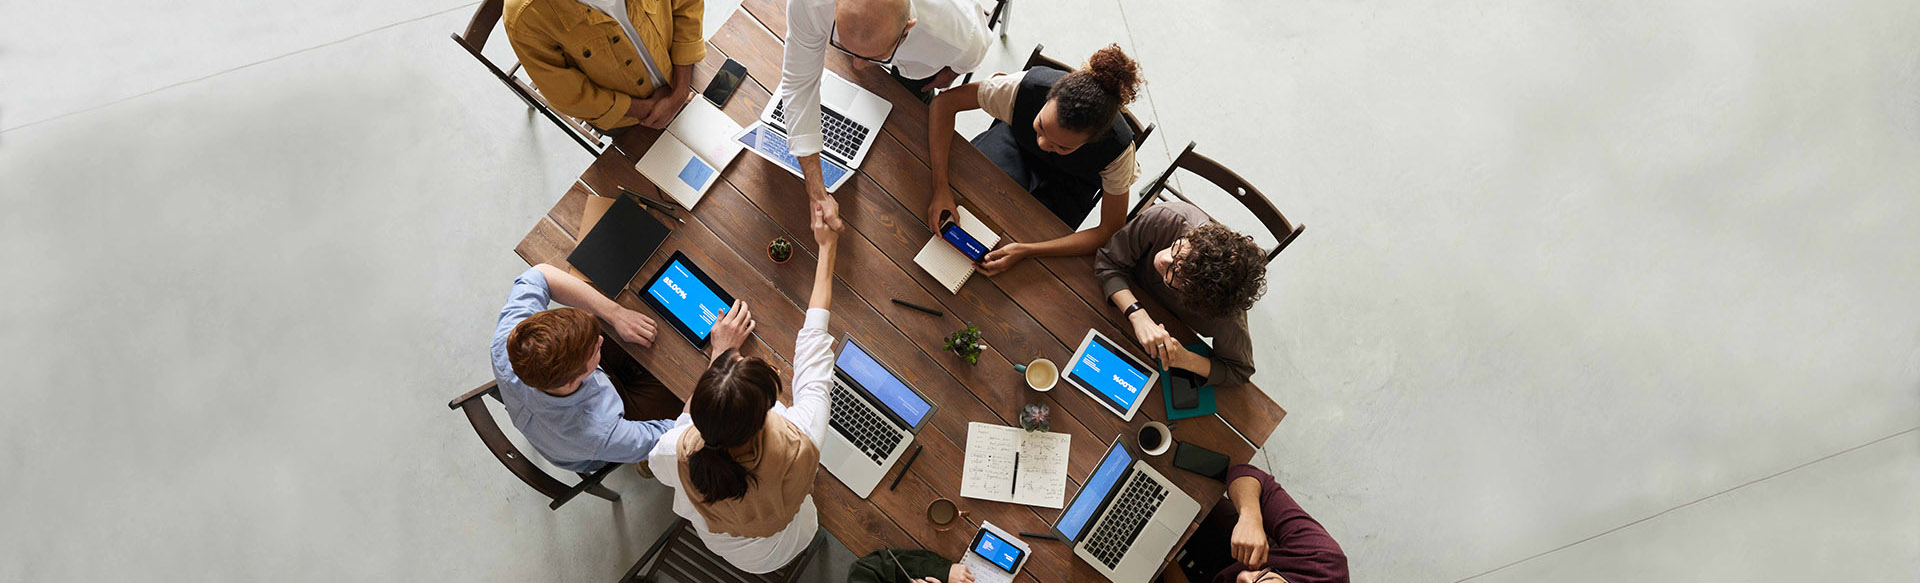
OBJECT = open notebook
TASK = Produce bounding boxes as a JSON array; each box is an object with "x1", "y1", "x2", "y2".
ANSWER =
[
  {"x1": 635, "y1": 98, "x2": 743, "y2": 209},
  {"x1": 960, "y1": 422, "x2": 1070, "y2": 508},
  {"x1": 913, "y1": 206, "x2": 1001, "y2": 293}
]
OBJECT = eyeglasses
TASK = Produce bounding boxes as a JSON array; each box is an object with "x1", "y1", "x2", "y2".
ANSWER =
[{"x1": 828, "y1": 20, "x2": 910, "y2": 65}]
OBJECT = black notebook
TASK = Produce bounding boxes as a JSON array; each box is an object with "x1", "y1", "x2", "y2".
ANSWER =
[{"x1": 566, "y1": 195, "x2": 671, "y2": 298}]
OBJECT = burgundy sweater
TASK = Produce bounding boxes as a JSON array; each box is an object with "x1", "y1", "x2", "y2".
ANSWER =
[{"x1": 1212, "y1": 465, "x2": 1350, "y2": 583}]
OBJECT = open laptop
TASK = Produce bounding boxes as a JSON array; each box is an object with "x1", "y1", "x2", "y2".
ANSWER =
[
  {"x1": 735, "y1": 71, "x2": 892, "y2": 193},
  {"x1": 822, "y1": 335, "x2": 938, "y2": 498},
  {"x1": 1051, "y1": 439, "x2": 1202, "y2": 583}
]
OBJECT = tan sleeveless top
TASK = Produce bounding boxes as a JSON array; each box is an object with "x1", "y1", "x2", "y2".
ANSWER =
[{"x1": 674, "y1": 412, "x2": 821, "y2": 538}]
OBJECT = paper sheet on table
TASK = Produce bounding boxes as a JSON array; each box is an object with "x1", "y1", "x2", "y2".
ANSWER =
[
  {"x1": 913, "y1": 206, "x2": 1001, "y2": 293},
  {"x1": 703, "y1": 0, "x2": 745, "y2": 40},
  {"x1": 960, "y1": 422, "x2": 1070, "y2": 508}
]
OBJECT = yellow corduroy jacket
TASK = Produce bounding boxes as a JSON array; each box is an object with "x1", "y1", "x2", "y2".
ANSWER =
[{"x1": 504, "y1": 0, "x2": 706, "y2": 129}]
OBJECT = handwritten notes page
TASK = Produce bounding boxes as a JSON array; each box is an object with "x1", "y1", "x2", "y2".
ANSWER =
[{"x1": 960, "y1": 422, "x2": 1071, "y2": 508}]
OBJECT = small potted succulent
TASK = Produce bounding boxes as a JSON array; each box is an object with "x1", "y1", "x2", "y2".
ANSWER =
[
  {"x1": 1019, "y1": 404, "x2": 1052, "y2": 432},
  {"x1": 942, "y1": 325, "x2": 985, "y2": 364},
  {"x1": 767, "y1": 236, "x2": 794, "y2": 264}
]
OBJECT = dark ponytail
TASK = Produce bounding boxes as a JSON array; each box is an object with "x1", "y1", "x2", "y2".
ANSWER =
[
  {"x1": 686, "y1": 349, "x2": 781, "y2": 504},
  {"x1": 1047, "y1": 44, "x2": 1144, "y2": 134}
]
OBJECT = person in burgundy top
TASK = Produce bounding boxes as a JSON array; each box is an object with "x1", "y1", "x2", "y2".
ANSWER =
[{"x1": 1166, "y1": 465, "x2": 1349, "y2": 583}]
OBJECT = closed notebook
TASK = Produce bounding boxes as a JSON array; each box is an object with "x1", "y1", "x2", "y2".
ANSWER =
[
  {"x1": 913, "y1": 206, "x2": 1001, "y2": 293},
  {"x1": 566, "y1": 195, "x2": 671, "y2": 298},
  {"x1": 636, "y1": 98, "x2": 744, "y2": 209}
]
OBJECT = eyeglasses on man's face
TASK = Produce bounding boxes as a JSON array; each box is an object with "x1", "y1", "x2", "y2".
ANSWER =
[{"x1": 829, "y1": 21, "x2": 910, "y2": 65}]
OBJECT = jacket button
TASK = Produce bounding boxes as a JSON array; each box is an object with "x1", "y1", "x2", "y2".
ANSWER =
[
  {"x1": 612, "y1": 37, "x2": 622, "y2": 44},
  {"x1": 583, "y1": 49, "x2": 593, "y2": 58},
  {"x1": 626, "y1": 60, "x2": 633, "y2": 66}
]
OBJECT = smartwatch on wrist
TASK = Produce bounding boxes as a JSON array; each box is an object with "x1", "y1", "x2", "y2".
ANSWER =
[{"x1": 1122, "y1": 302, "x2": 1145, "y2": 319}]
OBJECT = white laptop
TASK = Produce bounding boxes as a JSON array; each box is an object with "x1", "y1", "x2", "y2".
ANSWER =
[
  {"x1": 734, "y1": 71, "x2": 892, "y2": 192},
  {"x1": 1051, "y1": 439, "x2": 1202, "y2": 583},
  {"x1": 821, "y1": 335, "x2": 938, "y2": 498},
  {"x1": 1063, "y1": 330, "x2": 1161, "y2": 421}
]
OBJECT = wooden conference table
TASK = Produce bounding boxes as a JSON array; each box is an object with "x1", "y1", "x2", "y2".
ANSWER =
[{"x1": 513, "y1": 2, "x2": 1287, "y2": 580}]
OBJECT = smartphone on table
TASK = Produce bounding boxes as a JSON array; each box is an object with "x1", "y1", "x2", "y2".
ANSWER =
[
  {"x1": 940, "y1": 219, "x2": 989, "y2": 262},
  {"x1": 1172, "y1": 442, "x2": 1231, "y2": 482},
  {"x1": 703, "y1": 58, "x2": 747, "y2": 107}
]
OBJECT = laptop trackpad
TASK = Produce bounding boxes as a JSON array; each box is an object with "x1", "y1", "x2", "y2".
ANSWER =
[{"x1": 822, "y1": 74, "x2": 859, "y2": 108}]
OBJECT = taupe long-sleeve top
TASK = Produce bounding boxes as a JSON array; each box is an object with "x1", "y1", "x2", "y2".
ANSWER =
[{"x1": 1093, "y1": 202, "x2": 1256, "y2": 388}]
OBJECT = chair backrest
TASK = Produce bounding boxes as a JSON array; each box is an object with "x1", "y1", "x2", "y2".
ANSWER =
[
  {"x1": 1130, "y1": 141, "x2": 1304, "y2": 263},
  {"x1": 1020, "y1": 44, "x2": 1155, "y2": 148},
  {"x1": 620, "y1": 519, "x2": 818, "y2": 583},
  {"x1": 450, "y1": 0, "x2": 609, "y2": 157},
  {"x1": 448, "y1": 381, "x2": 623, "y2": 510}
]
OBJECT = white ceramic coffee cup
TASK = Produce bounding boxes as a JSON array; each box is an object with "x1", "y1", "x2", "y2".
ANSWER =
[
  {"x1": 1137, "y1": 421, "x2": 1173, "y2": 456},
  {"x1": 1013, "y1": 358, "x2": 1058, "y2": 392}
]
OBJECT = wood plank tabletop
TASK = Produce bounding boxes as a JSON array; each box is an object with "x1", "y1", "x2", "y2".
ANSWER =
[{"x1": 511, "y1": 5, "x2": 1287, "y2": 581}]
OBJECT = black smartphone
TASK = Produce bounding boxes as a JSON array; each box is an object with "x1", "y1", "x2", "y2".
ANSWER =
[
  {"x1": 703, "y1": 58, "x2": 747, "y2": 107},
  {"x1": 940, "y1": 220, "x2": 990, "y2": 262},
  {"x1": 1168, "y1": 368, "x2": 1201, "y2": 409},
  {"x1": 1172, "y1": 442, "x2": 1231, "y2": 482}
]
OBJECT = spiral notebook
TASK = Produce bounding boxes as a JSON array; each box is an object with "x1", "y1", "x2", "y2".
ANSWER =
[
  {"x1": 912, "y1": 206, "x2": 1000, "y2": 293},
  {"x1": 635, "y1": 98, "x2": 743, "y2": 209}
]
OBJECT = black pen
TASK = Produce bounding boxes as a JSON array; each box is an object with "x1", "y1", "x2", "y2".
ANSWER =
[
  {"x1": 1010, "y1": 452, "x2": 1019, "y2": 496},
  {"x1": 618, "y1": 187, "x2": 684, "y2": 224},
  {"x1": 1017, "y1": 532, "x2": 1060, "y2": 541},
  {"x1": 891, "y1": 298, "x2": 944, "y2": 317},
  {"x1": 887, "y1": 445, "x2": 923, "y2": 491}
]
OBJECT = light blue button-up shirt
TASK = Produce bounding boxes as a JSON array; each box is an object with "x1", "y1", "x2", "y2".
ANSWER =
[{"x1": 491, "y1": 268, "x2": 673, "y2": 473}]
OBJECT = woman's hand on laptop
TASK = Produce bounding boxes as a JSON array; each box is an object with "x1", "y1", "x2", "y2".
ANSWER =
[
  {"x1": 607, "y1": 307, "x2": 658, "y2": 347},
  {"x1": 708, "y1": 300, "x2": 755, "y2": 360}
]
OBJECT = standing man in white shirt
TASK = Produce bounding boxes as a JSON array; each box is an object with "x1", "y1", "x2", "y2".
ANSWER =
[{"x1": 777, "y1": 0, "x2": 993, "y2": 229}]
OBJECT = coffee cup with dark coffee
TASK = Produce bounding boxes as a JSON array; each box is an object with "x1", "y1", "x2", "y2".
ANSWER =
[
  {"x1": 927, "y1": 497, "x2": 968, "y2": 531},
  {"x1": 1137, "y1": 421, "x2": 1172, "y2": 456}
]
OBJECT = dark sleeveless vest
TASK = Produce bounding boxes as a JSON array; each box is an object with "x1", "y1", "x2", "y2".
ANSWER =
[{"x1": 1009, "y1": 66, "x2": 1134, "y2": 191}]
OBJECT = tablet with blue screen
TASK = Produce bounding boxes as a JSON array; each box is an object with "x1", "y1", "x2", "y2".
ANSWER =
[
  {"x1": 1064, "y1": 329, "x2": 1159, "y2": 421},
  {"x1": 640, "y1": 251, "x2": 736, "y2": 348}
]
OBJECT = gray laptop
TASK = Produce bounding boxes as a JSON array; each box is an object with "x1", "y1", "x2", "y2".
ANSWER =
[
  {"x1": 1051, "y1": 439, "x2": 1202, "y2": 583},
  {"x1": 821, "y1": 335, "x2": 937, "y2": 498}
]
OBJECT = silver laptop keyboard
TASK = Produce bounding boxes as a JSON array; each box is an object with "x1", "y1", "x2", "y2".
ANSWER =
[
  {"x1": 829, "y1": 380, "x2": 905, "y2": 463},
  {"x1": 769, "y1": 101, "x2": 870, "y2": 163},
  {"x1": 1084, "y1": 473, "x2": 1168, "y2": 569}
]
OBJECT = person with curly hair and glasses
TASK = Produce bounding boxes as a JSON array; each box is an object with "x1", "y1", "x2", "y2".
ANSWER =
[{"x1": 1093, "y1": 201, "x2": 1268, "y2": 388}]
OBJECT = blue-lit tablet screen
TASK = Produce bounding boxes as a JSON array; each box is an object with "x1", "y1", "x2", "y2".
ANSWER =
[
  {"x1": 1069, "y1": 336, "x2": 1153, "y2": 411},
  {"x1": 838, "y1": 339, "x2": 932, "y2": 427},
  {"x1": 646, "y1": 258, "x2": 728, "y2": 340},
  {"x1": 1056, "y1": 442, "x2": 1132, "y2": 541},
  {"x1": 972, "y1": 529, "x2": 1024, "y2": 572}
]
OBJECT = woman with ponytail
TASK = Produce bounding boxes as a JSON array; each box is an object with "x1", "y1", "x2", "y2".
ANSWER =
[
  {"x1": 647, "y1": 204, "x2": 844, "y2": 573},
  {"x1": 925, "y1": 44, "x2": 1148, "y2": 275}
]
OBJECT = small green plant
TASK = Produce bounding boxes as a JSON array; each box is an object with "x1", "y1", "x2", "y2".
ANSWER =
[
  {"x1": 768, "y1": 237, "x2": 793, "y2": 263},
  {"x1": 1019, "y1": 404, "x2": 1052, "y2": 432},
  {"x1": 943, "y1": 325, "x2": 985, "y2": 364}
]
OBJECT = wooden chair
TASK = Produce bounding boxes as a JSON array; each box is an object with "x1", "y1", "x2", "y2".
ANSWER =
[
  {"x1": 1021, "y1": 44, "x2": 1154, "y2": 148},
  {"x1": 448, "y1": 380, "x2": 625, "y2": 510},
  {"x1": 1129, "y1": 141, "x2": 1305, "y2": 263},
  {"x1": 450, "y1": 0, "x2": 610, "y2": 158},
  {"x1": 617, "y1": 519, "x2": 819, "y2": 583}
]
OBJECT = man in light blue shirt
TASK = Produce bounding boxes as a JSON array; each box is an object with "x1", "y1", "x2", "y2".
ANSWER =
[{"x1": 491, "y1": 264, "x2": 679, "y2": 473}]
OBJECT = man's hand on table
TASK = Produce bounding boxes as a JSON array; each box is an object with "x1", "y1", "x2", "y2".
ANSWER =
[
  {"x1": 707, "y1": 299, "x2": 755, "y2": 361},
  {"x1": 605, "y1": 306, "x2": 659, "y2": 347}
]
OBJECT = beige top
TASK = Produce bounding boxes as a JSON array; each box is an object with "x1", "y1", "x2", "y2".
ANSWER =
[{"x1": 975, "y1": 71, "x2": 1140, "y2": 197}]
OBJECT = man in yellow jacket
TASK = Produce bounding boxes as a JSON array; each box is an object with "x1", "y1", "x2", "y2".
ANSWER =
[{"x1": 505, "y1": 0, "x2": 706, "y2": 130}]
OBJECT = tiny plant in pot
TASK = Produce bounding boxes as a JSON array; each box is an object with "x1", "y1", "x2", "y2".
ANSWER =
[
  {"x1": 767, "y1": 236, "x2": 793, "y2": 264},
  {"x1": 1019, "y1": 404, "x2": 1052, "y2": 432},
  {"x1": 942, "y1": 325, "x2": 985, "y2": 364}
]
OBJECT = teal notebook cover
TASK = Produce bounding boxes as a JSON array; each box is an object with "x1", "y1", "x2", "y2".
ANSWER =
[{"x1": 1162, "y1": 343, "x2": 1216, "y2": 420}]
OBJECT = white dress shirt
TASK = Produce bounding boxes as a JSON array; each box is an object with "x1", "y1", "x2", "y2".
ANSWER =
[
  {"x1": 648, "y1": 308, "x2": 835, "y2": 574},
  {"x1": 778, "y1": 0, "x2": 992, "y2": 156}
]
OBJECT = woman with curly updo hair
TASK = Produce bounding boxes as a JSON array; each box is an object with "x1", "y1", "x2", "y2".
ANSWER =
[
  {"x1": 925, "y1": 44, "x2": 1147, "y2": 276},
  {"x1": 1094, "y1": 201, "x2": 1269, "y2": 388}
]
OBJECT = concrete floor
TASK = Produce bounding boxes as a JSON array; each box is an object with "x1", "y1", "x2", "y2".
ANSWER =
[{"x1": 3, "y1": 1, "x2": 1917, "y2": 581}]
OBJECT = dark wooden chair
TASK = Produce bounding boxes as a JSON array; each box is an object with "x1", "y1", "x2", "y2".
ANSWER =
[
  {"x1": 1129, "y1": 141, "x2": 1305, "y2": 263},
  {"x1": 451, "y1": 0, "x2": 610, "y2": 158},
  {"x1": 448, "y1": 380, "x2": 625, "y2": 510},
  {"x1": 1022, "y1": 44, "x2": 1155, "y2": 149},
  {"x1": 617, "y1": 519, "x2": 819, "y2": 583}
]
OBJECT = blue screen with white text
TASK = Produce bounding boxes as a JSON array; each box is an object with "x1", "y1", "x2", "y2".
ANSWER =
[
  {"x1": 646, "y1": 259, "x2": 727, "y2": 340},
  {"x1": 973, "y1": 529, "x2": 1023, "y2": 572},
  {"x1": 1056, "y1": 443, "x2": 1132, "y2": 541},
  {"x1": 1070, "y1": 337, "x2": 1152, "y2": 411},
  {"x1": 838, "y1": 339, "x2": 932, "y2": 426}
]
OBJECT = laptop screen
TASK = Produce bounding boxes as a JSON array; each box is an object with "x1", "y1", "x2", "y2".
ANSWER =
[
  {"x1": 1067, "y1": 334, "x2": 1155, "y2": 413},
  {"x1": 838, "y1": 338, "x2": 932, "y2": 427},
  {"x1": 1056, "y1": 441, "x2": 1133, "y2": 541}
]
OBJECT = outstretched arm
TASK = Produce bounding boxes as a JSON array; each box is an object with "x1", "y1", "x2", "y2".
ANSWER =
[{"x1": 925, "y1": 83, "x2": 983, "y2": 231}]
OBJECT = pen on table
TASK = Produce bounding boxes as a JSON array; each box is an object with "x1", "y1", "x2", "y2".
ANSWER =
[
  {"x1": 887, "y1": 445, "x2": 923, "y2": 491},
  {"x1": 611, "y1": 143, "x2": 640, "y2": 164},
  {"x1": 1010, "y1": 452, "x2": 1019, "y2": 496},
  {"x1": 618, "y1": 187, "x2": 684, "y2": 224},
  {"x1": 1017, "y1": 532, "x2": 1060, "y2": 541},
  {"x1": 891, "y1": 298, "x2": 944, "y2": 317}
]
